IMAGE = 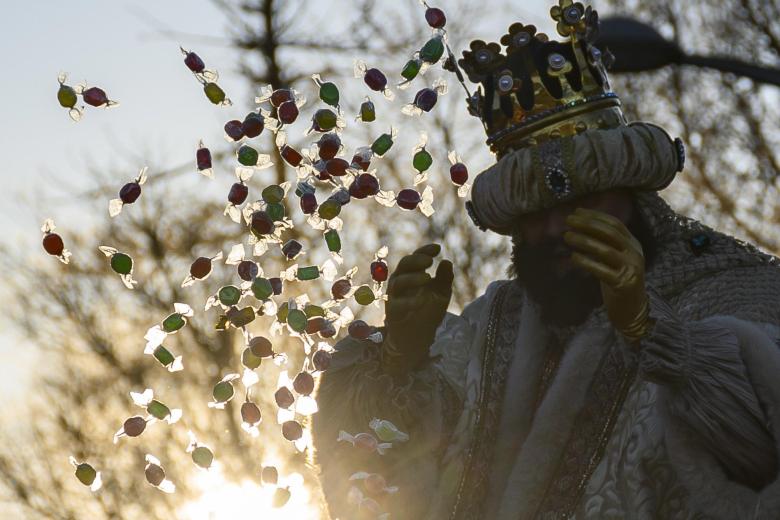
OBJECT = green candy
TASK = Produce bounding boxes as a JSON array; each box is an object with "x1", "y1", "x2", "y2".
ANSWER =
[
  {"x1": 324, "y1": 229, "x2": 341, "y2": 253},
  {"x1": 318, "y1": 199, "x2": 341, "y2": 220},
  {"x1": 420, "y1": 37, "x2": 445, "y2": 63},
  {"x1": 251, "y1": 277, "x2": 273, "y2": 300},
  {"x1": 319, "y1": 82, "x2": 339, "y2": 107},
  {"x1": 203, "y1": 82, "x2": 226, "y2": 104},
  {"x1": 401, "y1": 59, "x2": 421, "y2": 81},
  {"x1": 296, "y1": 266, "x2": 320, "y2": 281},
  {"x1": 262, "y1": 185, "x2": 285, "y2": 204},
  {"x1": 75, "y1": 463, "x2": 97, "y2": 486},
  {"x1": 413, "y1": 149, "x2": 433, "y2": 173},
  {"x1": 360, "y1": 100, "x2": 376, "y2": 122},
  {"x1": 266, "y1": 202, "x2": 285, "y2": 222},
  {"x1": 146, "y1": 400, "x2": 170, "y2": 420},
  {"x1": 227, "y1": 306, "x2": 255, "y2": 327},
  {"x1": 304, "y1": 304, "x2": 325, "y2": 318},
  {"x1": 242, "y1": 347, "x2": 262, "y2": 369},
  {"x1": 110, "y1": 253, "x2": 133, "y2": 275},
  {"x1": 218, "y1": 285, "x2": 241, "y2": 306},
  {"x1": 371, "y1": 133, "x2": 394, "y2": 156},
  {"x1": 354, "y1": 285, "x2": 376, "y2": 305},
  {"x1": 313, "y1": 109, "x2": 337, "y2": 131},
  {"x1": 287, "y1": 309, "x2": 307, "y2": 333},
  {"x1": 191, "y1": 446, "x2": 214, "y2": 469},
  {"x1": 58, "y1": 85, "x2": 77, "y2": 108},
  {"x1": 213, "y1": 381, "x2": 234, "y2": 403},
  {"x1": 162, "y1": 313, "x2": 185, "y2": 333},
  {"x1": 276, "y1": 302, "x2": 289, "y2": 323},
  {"x1": 237, "y1": 145, "x2": 259, "y2": 166},
  {"x1": 153, "y1": 345, "x2": 175, "y2": 366}
]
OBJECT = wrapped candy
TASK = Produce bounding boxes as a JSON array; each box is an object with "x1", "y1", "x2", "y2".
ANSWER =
[
  {"x1": 41, "y1": 218, "x2": 71, "y2": 264},
  {"x1": 224, "y1": 167, "x2": 254, "y2": 223},
  {"x1": 370, "y1": 246, "x2": 390, "y2": 284},
  {"x1": 180, "y1": 46, "x2": 218, "y2": 82},
  {"x1": 356, "y1": 97, "x2": 376, "y2": 122},
  {"x1": 375, "y1": 185, "x2": 435, "y2": 216},
  {"x1": 109, "y1": 167, "x2": 148, "y2": 217},
  {"x1": 196, "y1": 141, "x2": 213, "y2": 178},
  {"x1": 255, "y1": 85, "x2": 306, "y2": 127},
  {"x1": 419, "y1": 32, "x2": 446, "y2": 64},
  {"x1": 448, "y1": 150, "x2": 472, "y2": 197},
  {"x1": 143, "y1": 343, "x2": 184, "y2": 372},
  {"x1": 82, "y1": 84, "x2": 118, "y2": 108},
  {"x1": 371, "y1": 128, "x2": 397, "y2": 157},
  {"x1": 398, "y1": 54, "x2": 424, "y2": 89},
  {"x1": 113, "y1": 415, "x2": 147, "y2": 443},
  {"x1": 354, "y1": 60, "x2": 395, "y2": 100},
  {"x1": 56, "y1": 72, "x2": 84, "y2": 121},
  {"x1": 369, "y1": 418, "x2": 409, "y2": 443},
  {"x1": 69, "y1": 457, "x2": 102, "y2": 491},
  {"x1": 144, "y1": 303, "x2": 194, "y2": 350},
  {"x1": 240, "y1": 398, "x2": 263, "y2": 437},
  {"x1": 312, "y1": 73, "x2": 340, "y2": 110},
  {"x1": 409, "y1": 133, "x2": 433, "y2": 185},
  {"x1": 347, "y1": 486, "x2": 388, "y2": 519},
  {"x1": 182, "y1": 250, "x2": 223, "y2": 287},
  {"x1": 337, "y1": 430, "x2": 392, "y2": 455},
  {"x1": 349, "y1": 471, "x2": 399, "y2": 496},
  {"x1": 422, "y1": 1, "x2": 447, "y2": 29},
  {"x1": 309, "y1": 108, "x2": 345, "y2": 134},
  {"x1": 144, "y1": 454, "x2": 176, "y2": 493},
  {"x1": 98, "y1": 246, "x2": 137, "y2": 289},
  {"x1": 129, "y1": 388, "x2": 182, "y2": 425},
  {"x1": 186, "y1": 431, "x2": 215, "y2": 470},
  {"x1": 224, "y1": 119, "x2": 244, "y2": 142},
  {"x1": 402, "y1": 78, "x2": 448, "y2": 116},
  {"x1": 329, "y1": 266, "x2": 359, "y2": 301},
  {"x1": 242, "y1": 110, "x2": 273, "y2": 139},
  {"x1": 208, "y1": 373, "x2": 241, "y2": 409},
  {"x1": 236, "y1": 144, "x2": 273, "y2": 170}
]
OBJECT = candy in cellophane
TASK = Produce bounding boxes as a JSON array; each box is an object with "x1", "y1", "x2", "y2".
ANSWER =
[
  {"x1": 144, "y1": 303, "x2": 194, "y2": 350},
  {"x1": 41, "y1": 218, "x2": 71, "y2": 264},
  {"x1": 182, "y1": 250, "x2": 223, "y2": 287},
  {"x1": 98, "y1": 246, "x2": 137, "y2": 289},
  {"x1": 109, "y1": 166, "x2": 148, "y2": 217},
  {"x1": 69, "y1": 456, "x2": 102, "y2": 491},
  {"x1": 354, "y1": 60, "x2": 395, "y2": 101},
  {"x1": 448, "y1": 150, "x2": 472, "y2": 197},
  {"x1": 144, "y1": 454, "x2": 176, "y2": 493},
  {"x1": 196, "y1": 140, "x2": 214, "y2": 178}
]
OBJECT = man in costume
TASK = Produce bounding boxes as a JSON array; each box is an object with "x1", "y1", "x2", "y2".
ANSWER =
[{"x1": 312, "y1": 1, "x2": 780, "y2": 518}]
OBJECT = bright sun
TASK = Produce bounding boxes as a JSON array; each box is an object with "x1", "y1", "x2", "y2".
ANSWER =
[{"x1": 178, "y1": 461, "x2": 320, "y2": 520}]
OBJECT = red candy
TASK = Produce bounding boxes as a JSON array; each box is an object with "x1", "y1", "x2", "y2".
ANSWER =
[
  {"x1": 370, "y1": 260, "x2": 388, "y2": 282},
  {"x1": 397, "y1": 189, "x2": 422, "y2": 210},
  {"x1": 425, "y1": 7, "x2": 447, "y2": 28},
  {"x1": 450, "y1": 163, "x2": 468, "y2": 185},
  {"x1": 364, "y1": 68, "x2": 388, "y2": 92},
  {"x1": 42, "y1": 233, "x2": 64, "y2": 256},
  {"x1": 197, "y1": 147, "x2": 212, "y2": 171},
  {"x1": 224, "y1": 120, "x2": 244, "y2": 141},
  {"x1": 277, "y1": 101, "x2": 299, "y2": 124},
  {"x1": 83, "y1": 87, "x2": 109, "y2": 107},
  {"x1": 228, "y1": 183, "x2": 249, "y2": 205}
]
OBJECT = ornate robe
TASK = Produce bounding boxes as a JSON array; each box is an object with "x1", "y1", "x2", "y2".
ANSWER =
[{"x1": 312, "y1": 192, "x2": 780, "y2": 519}]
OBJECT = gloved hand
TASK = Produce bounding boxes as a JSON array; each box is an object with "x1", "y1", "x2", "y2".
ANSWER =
[
  {"x1": 381, "y1": 243, "x2": 454, "y2": 376},
  {"x1": 563, "y1": 207, "x2": 651, "y2": 342}
]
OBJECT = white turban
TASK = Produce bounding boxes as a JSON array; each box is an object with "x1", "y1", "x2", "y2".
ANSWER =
[{"x1": 467, "y1": 122, "x2": 683, "y2": 235}]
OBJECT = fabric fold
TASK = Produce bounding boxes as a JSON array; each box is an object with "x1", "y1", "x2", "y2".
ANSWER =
[{"x1": 639, "y1": 286, "x2": 778, "y2": 489}]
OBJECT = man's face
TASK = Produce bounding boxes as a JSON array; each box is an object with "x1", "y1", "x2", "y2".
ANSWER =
[{"x1": 510, "y1": 189, "x2": 636, "y2": 327}]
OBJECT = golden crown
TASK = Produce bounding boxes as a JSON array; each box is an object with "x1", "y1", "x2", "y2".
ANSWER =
[{"x1": 455, "y1": 0, "x2": 626, "y2": 156}]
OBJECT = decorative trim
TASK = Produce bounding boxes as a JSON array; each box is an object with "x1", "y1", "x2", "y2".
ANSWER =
[
  {"x1": 449, "y1": 281, "x2": 522, "y2": 519},
  {"x1": 532, "y1": 342, "x2": 638, "y2": 518},
  {"x1": 486, "y1": 93, "x2": 620, "y2": 145}
]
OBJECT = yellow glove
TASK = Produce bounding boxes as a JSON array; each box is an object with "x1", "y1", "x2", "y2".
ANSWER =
[{"x1": 563, "y1": 207, "x2": 651, "y2": 342}]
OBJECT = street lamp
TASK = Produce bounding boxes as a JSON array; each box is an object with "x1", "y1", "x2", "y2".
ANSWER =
[{"x1": 597, "y1": 16, "x2": 780, "y2": 87}]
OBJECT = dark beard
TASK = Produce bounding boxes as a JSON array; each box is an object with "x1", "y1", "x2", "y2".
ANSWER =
[{"x1": 507, "y1": 209, "x2": 655, "y2": 328}]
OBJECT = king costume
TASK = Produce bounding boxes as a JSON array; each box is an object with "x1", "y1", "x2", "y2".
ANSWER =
[{"x1": 312, "y1": 1, "x2": 780, "y2": 518}]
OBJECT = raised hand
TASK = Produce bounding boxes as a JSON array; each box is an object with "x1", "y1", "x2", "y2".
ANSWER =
[
  {"x1": 563, "y1": 207, "x2": 651, "y2": 342},
  {"x1": 381, "y1": 243, "x2": 454, "y2": 376}
]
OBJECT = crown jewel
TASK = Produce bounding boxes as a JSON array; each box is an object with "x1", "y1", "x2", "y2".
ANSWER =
[{"x1": 456, "y1": 0, "x2": 625, "y2": 155}]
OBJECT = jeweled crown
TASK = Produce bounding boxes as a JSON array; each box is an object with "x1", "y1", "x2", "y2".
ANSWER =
[{"x1": 455, "y1": 0, "x2": 625, "y2": 156}]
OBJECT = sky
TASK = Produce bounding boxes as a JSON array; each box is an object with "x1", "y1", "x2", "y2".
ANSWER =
[{"x1": 0, "y1": 0, "x2": 554, "y2": 405}]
